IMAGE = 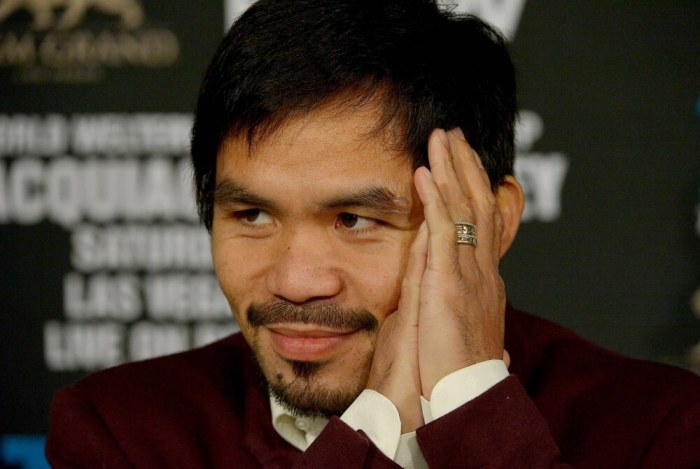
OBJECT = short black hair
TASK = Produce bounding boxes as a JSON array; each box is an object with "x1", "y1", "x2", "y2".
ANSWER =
[{"x1": 191, "y1": 0, "x2": 517, "y2": 230}]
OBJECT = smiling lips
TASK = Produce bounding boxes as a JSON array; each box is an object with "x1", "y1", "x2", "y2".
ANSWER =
[{"x1": 267, "y1": 325, "x2": 358, "y2": 362}]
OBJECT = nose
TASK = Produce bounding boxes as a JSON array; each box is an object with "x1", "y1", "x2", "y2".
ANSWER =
[{"x1": 266, "y1": 227, "x2": 343, "y2": 304}]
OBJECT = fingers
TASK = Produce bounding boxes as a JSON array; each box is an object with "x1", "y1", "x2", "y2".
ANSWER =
[
  {"x1": 398, "y1": 221, "x2": 428, "y2": 319},
  {"x1": 428, "y1": 130, "x2": 475, "y2": 226},
  {"x1": 414, "y1": 165, "x2": 461, "y2": 278},
  {"x1": 417, "y1": 128, "x2": 502, "y2": 269},
  {"x1": 447, "y1": 129, "x2": 502, "y2": 266}
]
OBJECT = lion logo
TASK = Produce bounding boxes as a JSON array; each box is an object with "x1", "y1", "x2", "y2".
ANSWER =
[{"x1": 0, "y1": 0, "x2": 144, "y2": 30}]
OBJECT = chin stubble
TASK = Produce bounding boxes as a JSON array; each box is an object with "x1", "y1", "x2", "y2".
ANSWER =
[{"x1": 267, "y1": 354, "x2": 373, "y2": 418}]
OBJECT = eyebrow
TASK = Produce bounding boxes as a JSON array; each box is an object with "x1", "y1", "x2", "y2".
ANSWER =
[
  {"x1": 321, "y1": 186, "x2": 410, "y2": 215},
  {"x1": 213, "y1": 179, "x2": 410, "y2": 215},
  {"x1": 213, "y1": 180, "x2": 278, "y2": 210}
]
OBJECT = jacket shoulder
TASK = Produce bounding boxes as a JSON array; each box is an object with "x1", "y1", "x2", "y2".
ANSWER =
[
  {"x1": 506, "y1": 305, "x2": 700, "y2": 464},
  {"x1": 47, "y1": 334, "x2": 271, "y2": 466},
  {"x1": 73, "y1": 332, "x2": 254, "y2": 397}
]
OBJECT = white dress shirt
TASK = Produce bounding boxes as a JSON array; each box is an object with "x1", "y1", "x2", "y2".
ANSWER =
[{"x1": 270, "y1": 359, "x2": 508, "y2": 468}]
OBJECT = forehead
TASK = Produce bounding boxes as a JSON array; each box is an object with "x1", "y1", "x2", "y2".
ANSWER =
[{"x1": 216, "y1": 102, "x2": 415, "y2": 194}]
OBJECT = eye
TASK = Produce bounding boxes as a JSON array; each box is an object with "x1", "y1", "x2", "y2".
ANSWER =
[
  {"x1": 336, "y1": 213, "x2": 376, "y2": 231},
  {"x1": 234, "y1": 209, "x2": 273, "y2": 226}
]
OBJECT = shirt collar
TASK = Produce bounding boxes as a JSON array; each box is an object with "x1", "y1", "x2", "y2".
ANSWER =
[{"x1": 269, "y1": 395, "x2": 329, "y2": 451}]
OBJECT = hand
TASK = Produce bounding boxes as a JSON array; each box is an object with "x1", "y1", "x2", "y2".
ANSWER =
[
  {"x1": 413, "y1": 128, "x2": 507, "y2": 398},
  {"x1": 366, "y1": 128, "x2": 509, "y2": 430}
]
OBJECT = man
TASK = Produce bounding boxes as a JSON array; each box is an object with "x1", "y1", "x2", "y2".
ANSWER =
[{"x1": 46, "y1": 0, "x2": 700, "y2": 467}]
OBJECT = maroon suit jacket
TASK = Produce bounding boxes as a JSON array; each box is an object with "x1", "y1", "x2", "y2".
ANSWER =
[{"x1": 46, "y1": 306, "x2": 700, "y2": 468}]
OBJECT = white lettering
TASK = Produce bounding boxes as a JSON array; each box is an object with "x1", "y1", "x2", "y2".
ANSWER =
[
  {"x1": 44, "y1": 321, "x2": 125, "y2": 371},
  {"x1": 0, "y1": 157, "x2": 197, "y2": 226},
  {"x1": 515, "y1": 110, "x2": 544, "y2": 152},
  {"x1": 128, "y1": 321, "x2": 189, "y2": 361},
  {"x1": 0, "y1": 114, "x2": 68, "y2": 156},
  {"x1": 192, "y1": 322, "x2": 239, "y2": 347},
  {"x1": 224, "y1": 0, "x2": 257, "y2": 29},
  {"x1": 515, "y1": 153, "x2": 569, "y2": 222},
  {"x1": 81, "y1": 159, "x2": 121, "y2": 222},
  {"x1": 144, "y1": 274, "x2": 230, "y2": 321},
  {"x1": 45, "y1": 157, "x2": 81, "y2": 225},
  {"x1": 142, "y1": 158, "x2": 179, "y2": 217},
  {"x1": 63, "y1": 273, "x2": 141, "y2": 320},
  {"x1": 0, "y1": 162, "x2": 6, "y2": 222},
  {"x1": 7, "y1": 159, "x2": 44, "y2": 224},
  {"x1": 446, "y1": 0, "x2": 527, "y2": 40},
  {"x1": 71, "y1": 224, "x2": 211, "y2": 271},
  {"x1": 70, "y1": 114, "x2": 191, "y2": 155}
]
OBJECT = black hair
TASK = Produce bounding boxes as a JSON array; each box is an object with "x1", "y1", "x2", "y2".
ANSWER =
[{"x1": 191, "y1": 0, "x2": 517, "y2": 230}]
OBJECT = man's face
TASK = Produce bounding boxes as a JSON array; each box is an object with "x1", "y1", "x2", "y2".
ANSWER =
[{"x1": 211, "y1": 102, "x2": 423, "y2": 416}]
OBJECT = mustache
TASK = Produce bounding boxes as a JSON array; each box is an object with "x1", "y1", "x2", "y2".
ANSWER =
[{"x1": 248, "y1": 301, "x2": 378, "y2": 332}]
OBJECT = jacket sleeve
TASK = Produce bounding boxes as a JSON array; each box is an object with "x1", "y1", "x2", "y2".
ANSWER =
[
  {"x1": 416, "y1": 376, "x2": 571, "y2": 469},
  {"x1": 294, "y1": 417, "x2": 399, "y2": 469},
  {"x1": 298, "y1": 376, "x2": 569, "y2": 469},
  {"x1": 46, "y1": 386, "x2": 133, "y2": 469},
  {"x1": 637, "y1": 395, "x2": 700, "y2": 468}
]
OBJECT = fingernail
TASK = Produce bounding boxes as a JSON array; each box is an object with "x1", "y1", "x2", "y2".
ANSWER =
[
  {"x1": 474, "y1": 152, "x2": 484, "y2": 170},
  {"x1": 416, "y1": 166, "x2": 429, "y2": 178},
  {"x1": 434, "y1": 128, "x2": 448, "y2": 147},
  {"x1": 449, "y1": 127, "x2": 466, "y2": 141}
]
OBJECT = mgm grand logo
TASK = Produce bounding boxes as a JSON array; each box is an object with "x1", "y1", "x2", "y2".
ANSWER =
[{"x1": 0, "y1": 0, "x2": 180, "y2": 83}]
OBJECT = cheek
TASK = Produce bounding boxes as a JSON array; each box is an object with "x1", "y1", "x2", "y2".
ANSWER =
[
  {"x1": 345, "y1": 237, "x2": 412, "y2": 322},
  {"x1": 211, "y1": 237, "x2": 267, "y2": 323}
]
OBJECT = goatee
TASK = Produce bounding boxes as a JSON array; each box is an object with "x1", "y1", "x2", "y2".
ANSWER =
[{"x1": 248, "y1": 300, "x2": 378, "y2": 418}]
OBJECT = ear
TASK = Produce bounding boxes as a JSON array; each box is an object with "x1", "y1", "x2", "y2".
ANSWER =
[{"x1": 495, "y1": 175, "x2": 524, "y2": 258}]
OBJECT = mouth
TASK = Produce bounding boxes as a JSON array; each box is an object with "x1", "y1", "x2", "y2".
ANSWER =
[{"x1": 267, "y1": 324, "x2": 359, "y2": 362}]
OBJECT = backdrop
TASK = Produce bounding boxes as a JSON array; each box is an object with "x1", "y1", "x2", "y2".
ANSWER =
[{"x1": 1, "y1": 1, "x2": 698, "y2": 467}]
